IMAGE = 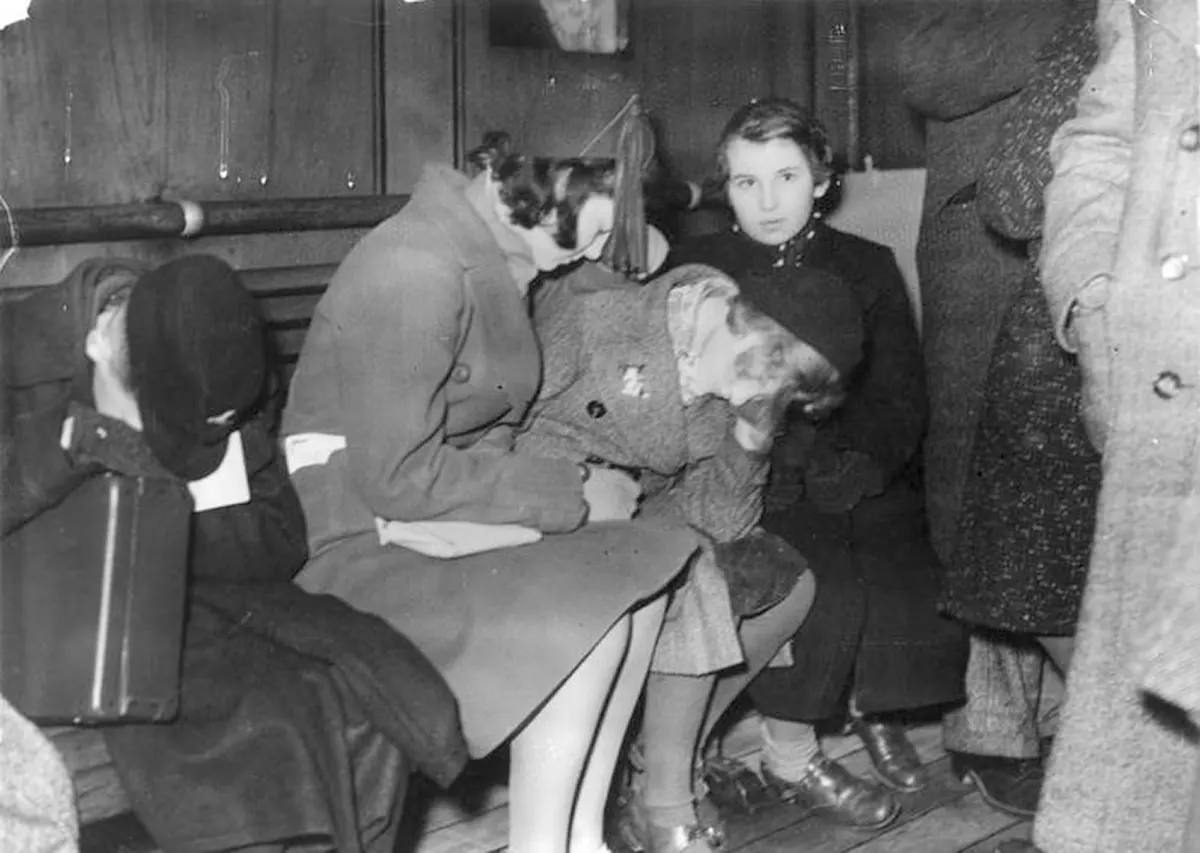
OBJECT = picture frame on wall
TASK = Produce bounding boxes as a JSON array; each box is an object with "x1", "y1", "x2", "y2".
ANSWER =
[{"x1": 488, "y1": 0, "x2": 630, "y2": 55}]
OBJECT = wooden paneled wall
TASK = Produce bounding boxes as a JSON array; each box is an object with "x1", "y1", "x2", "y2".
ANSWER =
[
  {"x1": 460, "y1": 0, "x2": 817, "y2": 182},
  {"x1": 0, "y1": 0, "x2": 382, "y2": 207},
  {"x1": 0, "y1": 0, "x2": 924, "y2": 279}
]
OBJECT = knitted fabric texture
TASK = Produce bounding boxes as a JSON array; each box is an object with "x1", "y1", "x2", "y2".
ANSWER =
[{"x1": 977, "y1": 6, "x2": 1099, "y2": 241}]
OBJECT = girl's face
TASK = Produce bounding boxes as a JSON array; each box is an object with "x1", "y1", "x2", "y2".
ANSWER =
[
  {"x1": 523, "y1": 194, "x2": 615, "y2": 272},
  {"x1": 724, "y1": 137, "x2": 829, "y2": 246}
]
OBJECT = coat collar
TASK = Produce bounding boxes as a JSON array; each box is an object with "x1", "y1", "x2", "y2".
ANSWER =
[
  {"x1": 406, "y1": 164, "x2": 538, "y2": 287},
  {"x1": 720, "y1": 218, "x2": 832, "y2": 273}
]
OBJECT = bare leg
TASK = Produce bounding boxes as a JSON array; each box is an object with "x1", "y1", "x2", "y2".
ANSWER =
[
  {"x1": 702, "y1": 573, "x2": 816, "y2": 745},
  {"x1": 570, "y1": 596, "x2": 668, "y2": 853},
  {"x1": 1037, "y1": 635, "x2": 1074, "y2": 678},
  {"x1": 509, "y1": 613, "x2": 633, "y2": 853}
]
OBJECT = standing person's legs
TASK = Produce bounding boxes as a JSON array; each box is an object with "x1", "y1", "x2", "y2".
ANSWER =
[
  {"x1": 509, "y1": 612, "x2": 635, "y2": 853},
  {"x1": 943, "y1": 631, "x2": 1047, "y2": 817}
]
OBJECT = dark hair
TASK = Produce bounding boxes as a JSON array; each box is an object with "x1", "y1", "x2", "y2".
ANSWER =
[
  {"x1": 467, "y1": 131, "x2": 616, "y2": 250},
  {"x1": 715, "y1": 98, "x2": 836, "y2": 188}
]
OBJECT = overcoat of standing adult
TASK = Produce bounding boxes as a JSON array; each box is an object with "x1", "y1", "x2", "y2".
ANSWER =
[{"x1": 1036, "y1": 0, "x2": 1200, "y2": 849}]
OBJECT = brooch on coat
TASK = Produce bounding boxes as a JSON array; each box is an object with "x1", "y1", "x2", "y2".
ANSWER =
[{"x1": 620, "y1": 364, "x2": 649, "y2": 399}]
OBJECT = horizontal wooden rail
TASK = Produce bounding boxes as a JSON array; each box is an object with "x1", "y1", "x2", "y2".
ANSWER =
[
  {"x1": 5, "y1": 196, "x2": 412, "y2": 247},
  {"x1": 2, "y1": 178, "x2": 720, "y2": 249}
]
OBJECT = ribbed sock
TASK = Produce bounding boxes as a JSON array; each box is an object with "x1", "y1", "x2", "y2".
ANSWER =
[{"x1": 760, "y1": 716, "x2": 821, "y2": 782}]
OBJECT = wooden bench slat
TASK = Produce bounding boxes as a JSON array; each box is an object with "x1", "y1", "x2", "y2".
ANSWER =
[
  {"x1": 258, "y1": 291, "x2": 324, "y2": 326},
  {"x1": 240, "y1": 263, "x2": 337, "y2": 296}
]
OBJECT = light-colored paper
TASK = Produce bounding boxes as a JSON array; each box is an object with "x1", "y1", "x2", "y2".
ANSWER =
[
  {"x1": 283, "y1": 432, "x2": 347, "y2": 475},
  {"x1": 374, "y1": 518, "x2": 542, "y2": 559},
  {"x1": 188, "y1": 429, "x2": 250, "y2": 512}
]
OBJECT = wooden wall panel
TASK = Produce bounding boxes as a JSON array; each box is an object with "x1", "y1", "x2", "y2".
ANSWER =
[
  {"x1": 1, "y1": 0, "x2": 378, "y2": 209},
  {"x1": 458, "y1": 0, "x2": 922, "y2": 183},
  {"x1": 0, "y1": 0, "x2": 168, "y2": 207},
  {"x1": 764, "y1": 0, "x2": 815, "y2": 108},
  {"x1": 384, "y1": 0, "x2": 457, "y2": 192},
  {"x1": 636, "y1": 0, "x2": 772, "y2": 180},
  {"x1": 161, "y1": 0, "x2": 377, "y2": 200},
  {"x1": 459, "y1": 1, "x2": 640, "y2": 159},
  {"x1": 855, "y1": 0, "x2": 925, "y2": 169}
]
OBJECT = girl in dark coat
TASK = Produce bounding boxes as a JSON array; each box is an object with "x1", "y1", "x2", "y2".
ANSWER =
[{"x1": 671, "y1": 99, "x2": 967, "y2": 830}]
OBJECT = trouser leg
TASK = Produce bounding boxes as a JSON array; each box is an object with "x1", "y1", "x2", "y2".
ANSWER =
[{"x1": 943, "y1": 630, "x2": 1045, "y2": 759}]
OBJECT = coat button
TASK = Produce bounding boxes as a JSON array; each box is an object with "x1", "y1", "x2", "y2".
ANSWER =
[
  {"x1": 586, "y1": 400, "x2": 607, "y2": 419},
  {"x1": 1181, "y1": 124, "x2": 1200, "y2": 151},
  {"x1": 450, "y1": 363, "x2": 471, "y2": 383},
  {"x1": 1153, "y1": 370, "x2": 1184, "y2": 399},
  {"x1": 1161, "y1": 254, "x2": 1188, "y2": 281}
]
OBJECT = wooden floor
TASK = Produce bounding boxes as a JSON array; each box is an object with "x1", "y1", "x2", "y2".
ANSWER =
[{"x1": 403, "y1": 717, "x2": 1031, "y2": 853}]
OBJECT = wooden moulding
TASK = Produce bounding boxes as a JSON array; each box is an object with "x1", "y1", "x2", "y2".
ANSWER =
[
  {"x1": 3, "y1": 177, "x2": 715, "y2": 249},
  {"x1": 6, "y1": 196, "x2": 413, "y2": 247}
]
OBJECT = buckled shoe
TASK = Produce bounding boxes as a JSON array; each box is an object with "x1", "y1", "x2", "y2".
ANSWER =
[
  {"x1": 761, "y1": 753, "x2": 899, "y2": 830},
  {"x1": 611, "y1": 790, "x2": 724, "y2": 853}
]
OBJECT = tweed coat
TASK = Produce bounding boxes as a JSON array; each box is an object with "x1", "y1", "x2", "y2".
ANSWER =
[
  {"x1": 1036, "y1": 0, "x2": 1200, "y2": 848},
  {"x1": 898, "y1": 0, "x2": 1071, "y2": 563},
  {"x1": 673, "y1": 224, "x2": 967, "y2": 720},
  {"x1": 944, "y1": 9, "x2": 1102, "y2": 636},
  {"x1": 518, "y1": 265, "x2": 805, "y2": 674},
  {"x1": 283, "y1": 164, "x2": 698, "y2": 756}
]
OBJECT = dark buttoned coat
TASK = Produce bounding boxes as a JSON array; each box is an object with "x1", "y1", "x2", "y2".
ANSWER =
[{"x1": 673, "y1": 224, "x2": 967, "y2": 720}]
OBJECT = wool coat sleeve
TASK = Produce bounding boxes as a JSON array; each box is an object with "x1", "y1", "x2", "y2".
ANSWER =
[
  {"x1": 898, "y1": 0, "x2": 1069, "y2": 121},
  {"x1": 643, "y1": 427, "x2": 768, "y2": 543},
  {"x1": 333, "y1": 249, "x2": 586, "y2": 532},
  {"x1": 190, "y1": 415, "x2": 309, "y2": 582},
  {"x1": 1040, "y1": 0, "x2": 1130, "y2": 344},
  {"x1": 1039, "y1": 0, "x2": 1132, "y2": 449},
  {"x1": 833, "y1": 247, "x2": 927, "y2": 482}
]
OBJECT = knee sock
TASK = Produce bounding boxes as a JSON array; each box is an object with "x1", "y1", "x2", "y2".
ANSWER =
[{"x1": 760, "y1": 716, "x2": 820, "y2": 781}]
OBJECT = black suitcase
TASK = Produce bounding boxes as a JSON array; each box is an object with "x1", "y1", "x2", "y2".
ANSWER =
[{"x1": 0, "y1": 472, "x2": 192, "y2": 723}]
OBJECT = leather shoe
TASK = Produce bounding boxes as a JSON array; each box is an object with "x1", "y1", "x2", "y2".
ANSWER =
[
  {"x1": 948, "y1": 750, "x2": 1044, "y2": 818},
  {"x1": 761, "y1": 753, "x2": 899, "y2": 830},
  {"x1": 611, "y1": 789, "x2": 724, "y2": 853},
  {"x1": 852, "y1": 716, "x2": 930, "y2": 793}
]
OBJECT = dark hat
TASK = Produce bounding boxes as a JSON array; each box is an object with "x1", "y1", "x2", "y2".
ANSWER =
[
  {"x1": 125, "y1": 255, "x2": 266, "y2": 480},
  {"x1": 736, "y1": 266, "x2": 864, "y2": 378}
]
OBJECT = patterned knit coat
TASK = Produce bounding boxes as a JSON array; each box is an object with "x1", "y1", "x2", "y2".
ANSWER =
[{"x1": 942, "y1": 6, "x2": 1101, "y2": 635}]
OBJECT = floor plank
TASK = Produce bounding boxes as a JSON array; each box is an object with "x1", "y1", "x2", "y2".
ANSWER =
[
  {"x1": 958, "y1": 819, "x2": 1033, "y2": 853},
  {"x1": 408, "y1": 718, "x2": 1029, "y2": 853},
  {"x1": 848, "y1": 792, "x2": 1019, "y2": 853}
]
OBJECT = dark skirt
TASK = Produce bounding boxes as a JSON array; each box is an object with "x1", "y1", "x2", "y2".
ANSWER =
[
  {"x1": 295, "y1": 518, "x2": 698, "y2": 757},
  {"x1": 942, "y1": 273, "x2": 1101, "y2": 635},
  {"x1": 749, "y1": 481, "x2": 967, "y2": 721}
]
